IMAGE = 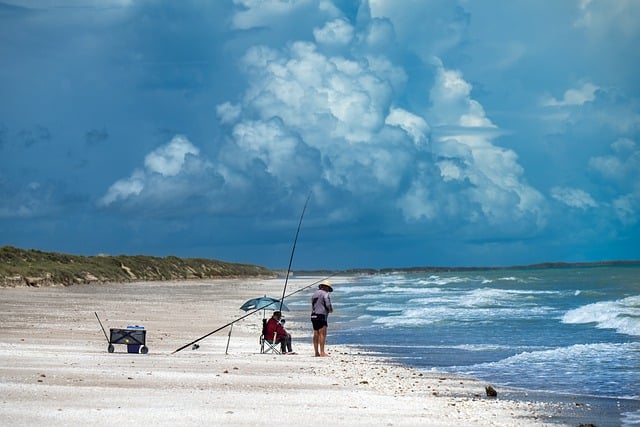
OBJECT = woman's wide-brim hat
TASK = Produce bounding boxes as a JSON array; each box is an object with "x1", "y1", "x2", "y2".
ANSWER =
[{"x1": 319, "y1": 280, "x2": 333, "y2": 292}]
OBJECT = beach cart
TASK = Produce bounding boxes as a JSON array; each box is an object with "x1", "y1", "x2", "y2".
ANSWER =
[{"x1": 107, "y1": 325, "x2": 148, "y2": 354}]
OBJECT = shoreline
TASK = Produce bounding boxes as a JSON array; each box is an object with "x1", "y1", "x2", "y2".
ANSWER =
[
  {"x1": 334, "y1": 339, "x2": 639, "y2": 427},
  {"x1": 303, "y1": 338, "x2": 635, "y2": 427},
  {"x1": 0, "y1": 278, "x2": 603, "y2": 426}
]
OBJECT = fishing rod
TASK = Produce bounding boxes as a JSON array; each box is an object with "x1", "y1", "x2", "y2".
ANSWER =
[
  {"x1": 278, "y1": 192, "x2": 311, "y2": 313},
  {"x1": 171, "y1": 274, "x2": 334, "y2": 354},
  {"x1": 173, "y1": 193, "x2": 314, "y2": 355}
]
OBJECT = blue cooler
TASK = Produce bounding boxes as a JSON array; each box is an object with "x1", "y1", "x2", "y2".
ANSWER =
[{"x1": 126, "y1": 325, "x2": 144, "y2": 353}]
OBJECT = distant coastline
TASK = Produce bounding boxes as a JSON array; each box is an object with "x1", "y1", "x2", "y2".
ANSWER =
[
  {"x1": 2, "y1": 245, "x2": 638, "y2": 287},
  {"x1": 301, "y1": 259, "x2": 640, "y2": 276}
]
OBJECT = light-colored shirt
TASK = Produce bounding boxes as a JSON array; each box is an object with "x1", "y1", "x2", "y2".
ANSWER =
[{"x1": 311, "y1": 289, "x2": 332, "y2": 316}]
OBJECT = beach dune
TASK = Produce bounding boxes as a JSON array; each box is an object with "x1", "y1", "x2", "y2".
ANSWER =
[{"x1": 0, "y1": 278, "x2": 574, "y2": 426}]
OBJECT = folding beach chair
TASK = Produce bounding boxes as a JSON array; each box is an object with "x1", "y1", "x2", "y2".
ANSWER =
[{"x1": 260, "y1": 318, "x2": 281, "y2": 354}]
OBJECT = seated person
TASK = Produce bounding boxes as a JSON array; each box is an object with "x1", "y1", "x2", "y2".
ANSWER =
[{"x1": 265, "y1": 311, "x2": 294, "y2": 354}]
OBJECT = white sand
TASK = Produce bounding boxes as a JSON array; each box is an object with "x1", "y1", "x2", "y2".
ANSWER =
[{"x1": 0, "y1": 278, "x2": 574, "y2": 426}]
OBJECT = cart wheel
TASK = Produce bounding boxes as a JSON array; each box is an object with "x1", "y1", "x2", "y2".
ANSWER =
[
  {"x1": 108, "y1": 344, "x2": 114, "y2": 353},
  {"x1": 140, "y1": 346, "x2": 148, "y2": 354}
]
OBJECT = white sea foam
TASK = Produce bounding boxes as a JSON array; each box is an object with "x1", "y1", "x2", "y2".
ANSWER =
[
  {"x1": 379, "y1": 286, "x2": 444, "y2": 295},
  {"x1": 460, "y1": 287, "x2": 560, "y2": 308},
  {"x1": 562, "y1": 295, "x2": 640, "y2": 337},
  {"x1": 459, "y1": 342, "x2": 640, "y2": 399},
  {"x1": 365, "y1": 302, "x2": 408, "y2": 312},
  {"x1": 622, "y1": 409, "x2": 640, "y2": 427},
  {"x1": 417, "y1": 276, "x2": 470, "y2": 286},
  {"x1": 358, "y1": 342, "x2": 530, "y2": 352},
  {"x1": 336, "y1": 269, "x2": 640, "y2": 402},
  {"x1": 370, "y1": 304, "x2": 553, "y2": 327}
]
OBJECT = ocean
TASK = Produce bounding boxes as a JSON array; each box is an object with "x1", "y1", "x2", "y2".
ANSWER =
[{"x1": 292, "y1": 266, "x2": 640, "y2": 426}]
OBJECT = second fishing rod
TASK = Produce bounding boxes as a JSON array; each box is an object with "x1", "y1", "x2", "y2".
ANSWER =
[
  {"x1": 173, "y1": 193, "x2": 322, "y2": 354},
  {"x1": 172, "y1": 274, "x2": 336, "y2": 354}
]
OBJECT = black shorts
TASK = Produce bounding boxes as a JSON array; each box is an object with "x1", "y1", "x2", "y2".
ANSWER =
[{"x1": 311, "y1": 313, "x2": 327, "y2": 330}]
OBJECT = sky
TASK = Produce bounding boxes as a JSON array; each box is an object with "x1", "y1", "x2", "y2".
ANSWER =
[{"x1": 1, "y1": 0, "x2": 639, "y2": 270}]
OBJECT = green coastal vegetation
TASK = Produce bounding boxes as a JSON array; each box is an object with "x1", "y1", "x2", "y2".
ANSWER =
[
  {"x1": 0, "y1": 246, "x2": 275, "y2": 287},
  {"x1": 2, "y1": 245, "x2": 638, "y2": 288}
]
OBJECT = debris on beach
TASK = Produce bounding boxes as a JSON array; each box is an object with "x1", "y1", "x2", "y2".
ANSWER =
[{"x1": 485, "y1": 385, "x2": 497, "y2": 397}]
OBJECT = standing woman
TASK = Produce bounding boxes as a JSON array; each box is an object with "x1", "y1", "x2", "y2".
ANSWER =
[{"x1": 311, "y1": 280, "x2": 333, "y2": 357}]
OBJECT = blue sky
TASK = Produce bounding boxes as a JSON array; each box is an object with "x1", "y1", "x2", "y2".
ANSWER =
[{"x1": 1, "y1": 0, "x2": 639, "y2": 269}]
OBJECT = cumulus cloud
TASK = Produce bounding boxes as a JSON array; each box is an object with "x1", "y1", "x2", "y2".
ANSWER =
[
  {"x1": 98, "y1": 171, "x2": 145, "y2": 206},
  {"x1": 369, "y1": 0, "x2": 469, "y2": 59},
  {"x1": 4, "y1": 0, "x2": 640, "y2": 266},
  {"x1": 99, "y1": 135, "x2": 210, "y2": 207},
  {"x1": 575, "y1": 0, "x2": 640, "y2": 37},
  {"x1": 89, "y1": 2, "x2": 550, "y2": 243},
  {"x1": 385, "y1": 107, "x2": 429, "y2": 146},
  {"x1": 216, "y1": 102, "x2": 242, "y2": 125},
  {"x1": 551, "y1": 186, "x2": 598, "y2": 209},
  {"x1": 144, "y1": 135, "x2": 200, "y2": 177},
  {"x1": 313, "y1": 18, "x2": 354, "y2": 45},
  {"x1": 589, "y1": 138, "x2": 639, "y2": 182},
  {"x1": 542, "y1": 82, "x2": 599, "y2": 107},
  {"x1": 230, "y1": 38, "x2": 410, "y2": 197},
  {"x1": 407, "y1": 64, "x2": 546, "y2": 228},
  {"x1": 588, "y1": 138, "x2": 640, "y2": 224},
  {"x1": 613, "y1": 194, "x2": 638, "y2": 225},
  {"x1": 429, "y1": 63, "x2": 495, "y2": 128},
  {"x1": 212, "y1": 15, "x2": 546, "y2": 235}
]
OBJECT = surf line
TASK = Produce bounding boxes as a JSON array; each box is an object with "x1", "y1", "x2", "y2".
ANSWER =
[{"x1": 172, "y1": 193, "x2": 319, "y2": 354}]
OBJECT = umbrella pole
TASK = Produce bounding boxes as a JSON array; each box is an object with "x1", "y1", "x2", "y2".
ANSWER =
[{"x1": 225, "y1": 323, "x2": 233, "y2": 355}]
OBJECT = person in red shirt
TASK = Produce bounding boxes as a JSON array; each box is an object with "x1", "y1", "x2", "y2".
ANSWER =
[{"x1": 265, "y1": 311, "x2": 294, "y2": 354}]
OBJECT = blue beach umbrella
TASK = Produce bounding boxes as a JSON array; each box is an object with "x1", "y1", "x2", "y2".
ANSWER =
[
  {"x1": 225, "y1": 296, "x2": 289, "y2": 355},
  {"x1": 240, "y1": 296, "x2": 289, "y2": 313}
]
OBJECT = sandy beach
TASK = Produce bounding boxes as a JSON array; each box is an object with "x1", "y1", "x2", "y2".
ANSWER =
[{"x1": 0, "y1": 278, "x2": 585, "y2": 426}]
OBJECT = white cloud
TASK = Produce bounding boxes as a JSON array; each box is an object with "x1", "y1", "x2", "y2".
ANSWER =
[
  {"x1": 369, "y1": 0, "x2": 468, "y2": 59},
  {"x1": 436, "y1": 160, "x2": 463, "y2": 182},
  {"x1": 217, "y1": 12, "x2": 548, "y2": 233},
  {"x1": 227, "y1": 118, "x2": 318, "y2": 184},
  {"x1": 575, "y1": 0, "x2": 640, "y2": 37},
  {"x1": 385, "y1": 107, "x2": 429, "y2": 146},
  {"x1": 144, "y1": 135, "x2": 199, "y2": 177},
  {"x1": 230, "y1": 36, "x2": 425, "y2": 200},
  {"x1": 551, "y1": 186, "x2": 598, "y2": 209},
  {"x1": 588, "y1": 138, "x2": 640, "y2": 225},
  {"x1": 313, "y1": 18, "x2": 354, "y2": 45},
  {"x1": 361, "y1": 17, "x2": 396, "y2": 50},
  {"x1": 99, "y1": 135, "x2": 209, "y2": 207},
  {"x1": 613, "y1": 194, "x2": 638, "y2": 225},
  {"x1": 405, "y1": 63, "x2": 547, "y2": 227},
  {"x1": 542, "y1": 82, "x2": 599, "y2": 107},
  {"x1": 397, "y1": 177, "x2": 438, "y2": 221},
  {"x1": 216, "y1": 102, "x2": 242, "y2": 125},
  {"x1": 429, "y1": 64, "x2": 495, "y2": 128},
  {"x1": 240, "y1": 39, "x2": 398, "y2": 145},
  {"x1": 99, "y1": 170, "x2": 145, "y2": 206},
  {"x1": 589, "y1": 138, "x2": 639, "y2": 182}
]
